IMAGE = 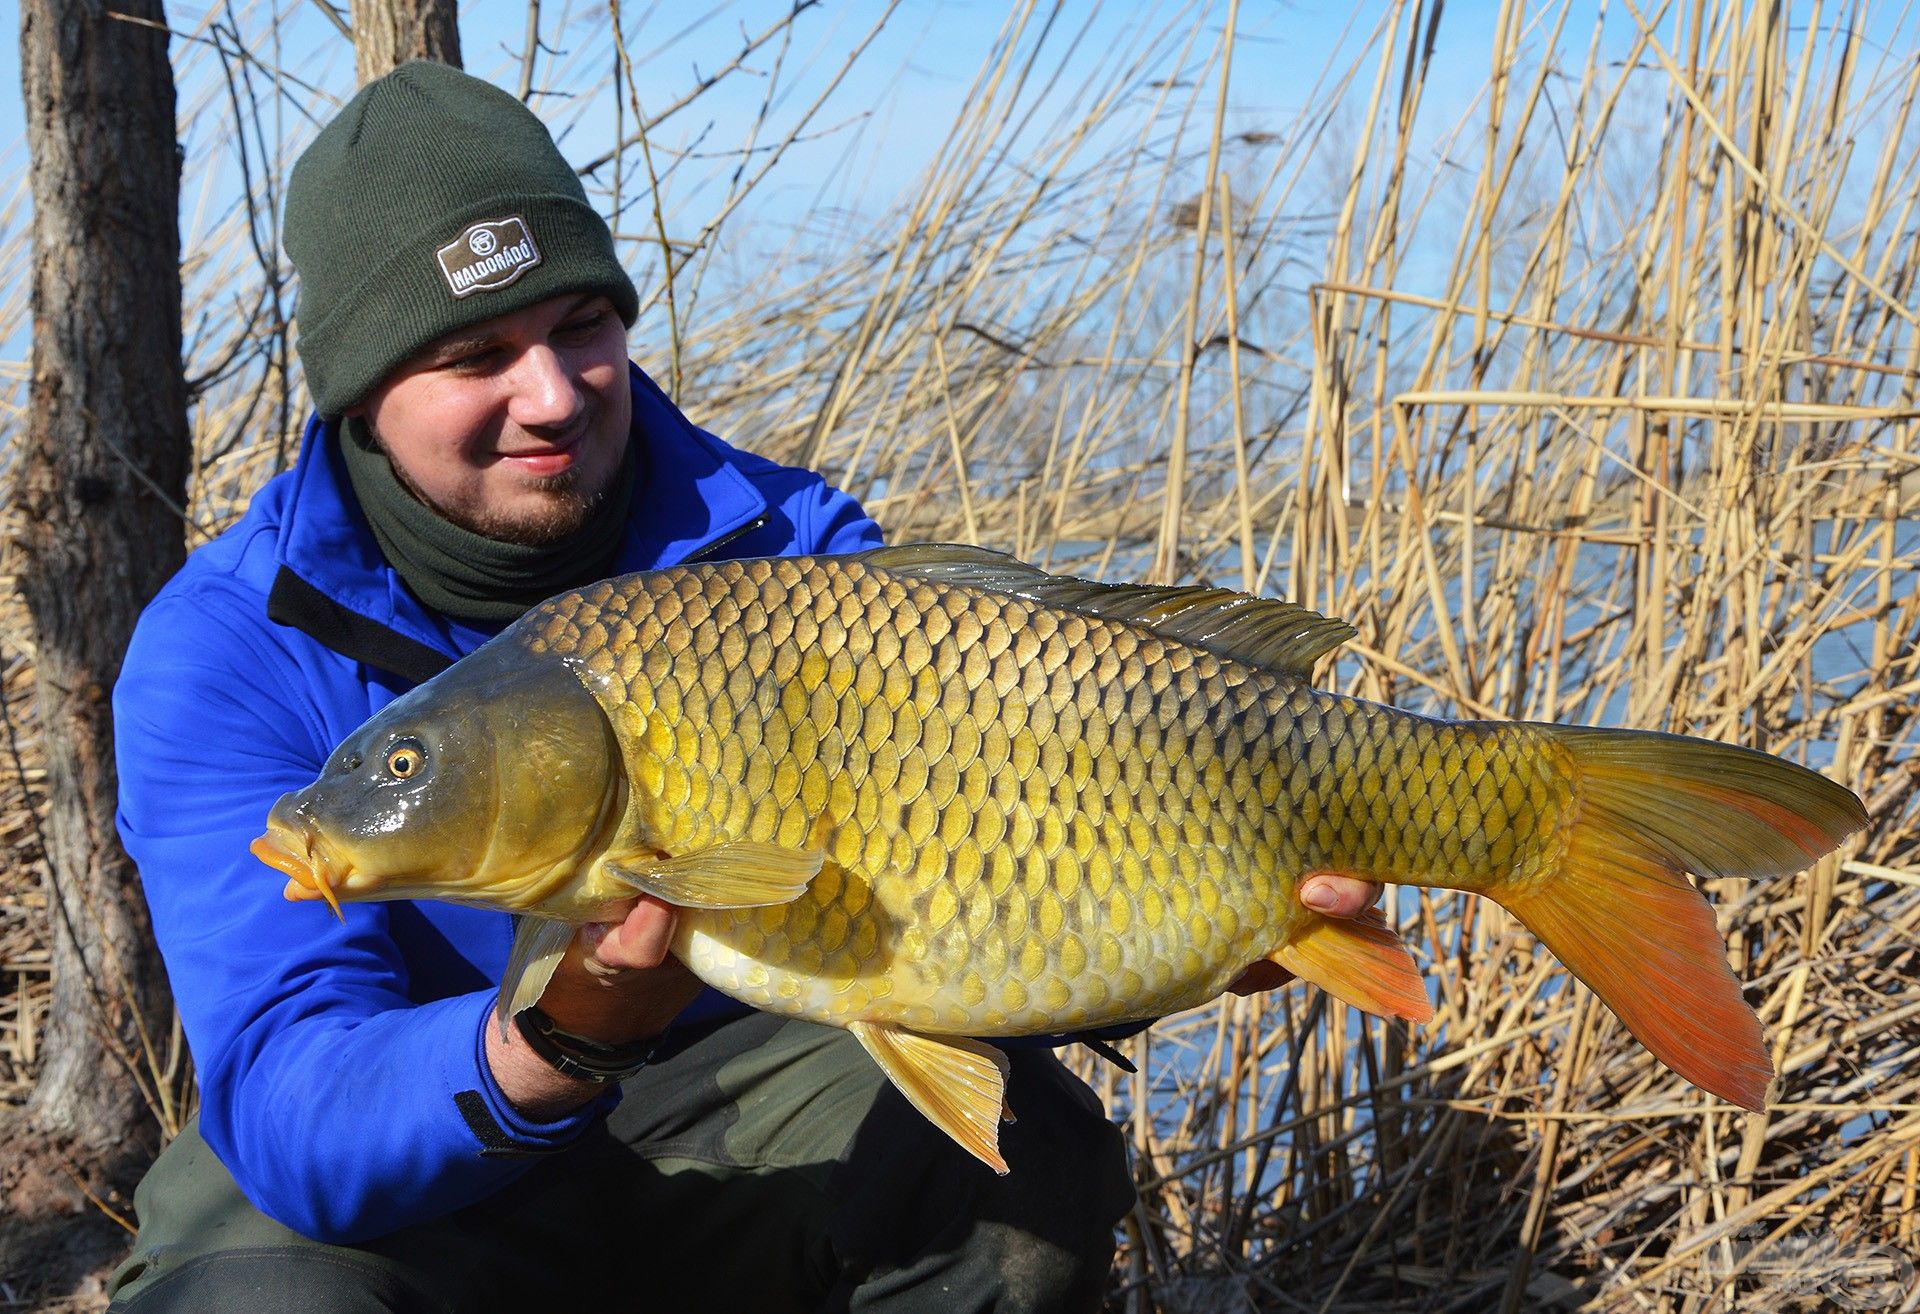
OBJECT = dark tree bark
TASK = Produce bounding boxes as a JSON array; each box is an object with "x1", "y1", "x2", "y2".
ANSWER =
[
  {"x1": 349, "y1": 0, "x2": 462, "y2": 83},
  {"x1": 16, "y1": 0, "x2": 188, "y2": 1158}
]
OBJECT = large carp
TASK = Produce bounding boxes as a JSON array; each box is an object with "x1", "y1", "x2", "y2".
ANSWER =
[{"x1": 253, "y1": 546, "x2": 1865, "y2": 1171}]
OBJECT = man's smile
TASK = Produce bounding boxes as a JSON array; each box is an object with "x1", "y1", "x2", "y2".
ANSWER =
[{"x1": 496, "y1": 441, "x2": 581, "y2": 478}]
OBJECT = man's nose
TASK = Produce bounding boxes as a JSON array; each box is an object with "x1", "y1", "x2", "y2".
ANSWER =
[{"x1": 504, "y1": 344, "x2": 584, "y2": 431}]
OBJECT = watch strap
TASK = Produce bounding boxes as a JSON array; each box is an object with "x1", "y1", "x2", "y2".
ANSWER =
[{"x1": 513, "y1": 1005, "x2": 660, "y2": 1084}]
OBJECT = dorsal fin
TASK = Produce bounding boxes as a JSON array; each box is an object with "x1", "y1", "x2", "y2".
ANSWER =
[{"x1": 852, "y1": 544, "x2": 1354, "y2": 678}]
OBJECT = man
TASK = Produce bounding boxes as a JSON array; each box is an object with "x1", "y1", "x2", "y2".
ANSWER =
[{"x1": 104, "y1": 62, "x2": 1381, "y2": 1312}]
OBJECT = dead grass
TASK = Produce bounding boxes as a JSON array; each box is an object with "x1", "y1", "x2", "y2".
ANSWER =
[{"x1": 3, "y1": 2, "x2": 1918, "y2": 1310}]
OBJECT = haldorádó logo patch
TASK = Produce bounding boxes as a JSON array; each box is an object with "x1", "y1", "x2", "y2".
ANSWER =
[{"x1": 437, "y1": 217, "x2": 541, "y2": 298}]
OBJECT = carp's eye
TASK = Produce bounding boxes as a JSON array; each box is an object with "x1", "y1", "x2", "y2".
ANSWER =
[{"x1": 385, "y1": 738, "x2": 426, "y2": 779}]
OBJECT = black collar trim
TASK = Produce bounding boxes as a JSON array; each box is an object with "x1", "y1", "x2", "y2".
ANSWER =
[{"x1": 267, "y1": 566, "x2": 456, "y2": 687}]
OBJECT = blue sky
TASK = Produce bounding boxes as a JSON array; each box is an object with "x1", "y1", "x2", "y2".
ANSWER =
[
  {"x1": 8, "y1": 0, "x2": 1910, "y2": 247},
  {"x1": 1, "y1": 2, "x2": 1437, "y2": 255},
  {"x1": 0, "y1": 1, "x2": 1422, "y2": 378},
  {"x1": 4, "y1": 1, "x2": 1913, "y2": 388}
]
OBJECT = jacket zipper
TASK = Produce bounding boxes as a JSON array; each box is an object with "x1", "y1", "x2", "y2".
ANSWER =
[{"x1": 685, "y1": 515, "x2": 768, "y2": 563}]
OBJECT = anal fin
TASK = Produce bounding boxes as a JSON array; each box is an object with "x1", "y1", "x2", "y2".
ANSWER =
[
  {"x1": 849, "y1": 1021, "x2": 1012, "y2": 1175},
  {"x1": 1271, "y1": 905, "x2": 1434, "y2": 1023},
  {"x1": 497, "y1": 916, "x2": 575, "y2": 1036},
  {"x1": 603, "y1": 840, "x2": 823, "y2": 909}
]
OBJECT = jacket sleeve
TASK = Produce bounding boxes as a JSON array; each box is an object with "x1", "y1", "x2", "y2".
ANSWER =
[{"x1": 114, "y1": 586, "x2": 612, "y2": 1244}]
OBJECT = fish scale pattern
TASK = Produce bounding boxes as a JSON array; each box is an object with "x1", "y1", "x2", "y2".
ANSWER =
[{"x1": 522, "y1": 555, "x2": 1575, "y2": 1037}]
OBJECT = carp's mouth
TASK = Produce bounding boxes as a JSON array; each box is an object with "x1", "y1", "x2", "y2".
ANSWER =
[{"x1": 251, "y1": 822, "x2": 350, "y2": 921}]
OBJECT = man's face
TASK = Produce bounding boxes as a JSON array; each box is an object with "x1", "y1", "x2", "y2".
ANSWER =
[{"x1": 351, "y1": 293, "x2": 632, "y2": 545}]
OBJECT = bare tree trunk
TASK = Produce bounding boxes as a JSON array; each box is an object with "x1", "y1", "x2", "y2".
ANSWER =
[
  {"x1": 16, "y1": 0, "x2": 187, "y2": 1158},
  {"x1": 349, "y1": 0, "x2": 462, "y2": 83}
]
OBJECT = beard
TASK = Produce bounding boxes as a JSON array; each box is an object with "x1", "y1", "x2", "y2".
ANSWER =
[
  {"x1": 432, "y1": 467, "x2": 603, "y2": 546},
  {"x1": 376, "y1": 441, "x2": 615, "y2": 547}
]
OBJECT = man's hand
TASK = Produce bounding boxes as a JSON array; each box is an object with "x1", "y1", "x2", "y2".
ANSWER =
[
  {"x1": 483, "y1": 896, "x2": 703, "y2": 1119},
  {"x1": 537, "y1": 896, "x2": 704, "y2": 1045},
  {"x1": 1225, "y1": 873, "x2": 1385, "y2": 997}
]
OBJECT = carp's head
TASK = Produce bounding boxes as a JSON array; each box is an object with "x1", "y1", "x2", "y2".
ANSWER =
[{"x1": 252, "y1": 646, "x2": 622, "y2": 915}]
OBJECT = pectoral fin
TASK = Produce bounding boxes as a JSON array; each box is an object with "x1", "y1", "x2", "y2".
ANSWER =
[
  {"x1": 602, "y1": 841, "x2": 824, "y2": 909},
  {"x1": 849, "y1": 1021, "x2": 1012, "y2": 1175},
  {"x1": 497, "y1": 916, "x2": 575, "y2": 1036},
  {"x1": 1271, "y1": 905, "x2": 1434, "y2": 1023}
]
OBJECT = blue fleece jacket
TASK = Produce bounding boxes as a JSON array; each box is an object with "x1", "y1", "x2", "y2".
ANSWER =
[{"x1": 113, "y1": 364, "x2": 881, "y2": 1243}]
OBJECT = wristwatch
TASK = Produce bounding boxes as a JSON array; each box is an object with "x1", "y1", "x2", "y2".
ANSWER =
[{"x1": 513, "y1": 1005, "x2": 660, "y2": 1083}]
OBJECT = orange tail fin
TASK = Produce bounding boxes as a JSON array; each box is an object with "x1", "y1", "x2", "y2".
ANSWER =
[{"x1": 1495, "y1": 729, "x2": 1865, "y2": 1110}]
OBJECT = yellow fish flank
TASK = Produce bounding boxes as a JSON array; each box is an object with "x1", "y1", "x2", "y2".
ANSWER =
[{"x1": 253, "y1": 546, "x2": 1865, "y2": 1172}]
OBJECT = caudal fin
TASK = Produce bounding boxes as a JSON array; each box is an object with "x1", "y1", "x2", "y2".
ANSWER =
[{"x1": 1495, "y1": 729, "x2": 1865, "y2": 1110}]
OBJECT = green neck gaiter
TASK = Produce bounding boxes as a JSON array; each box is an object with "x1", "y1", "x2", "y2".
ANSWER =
[{"x1": 340, "y1": 419, "x2": 634, "y2": 624}]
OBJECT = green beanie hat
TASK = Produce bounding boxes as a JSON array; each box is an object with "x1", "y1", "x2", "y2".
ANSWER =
[{"x1": 285, "y1": 61, "x2": 638, "y2": 417}]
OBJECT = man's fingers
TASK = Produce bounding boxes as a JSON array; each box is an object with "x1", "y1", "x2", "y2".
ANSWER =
[
  {"x1": 541, "y1": 897, "x2": 702, "y2": 1043},
  {"x1": 584, "y1": 896, "x2": 678, "y2": 972},
  {"x1": 1298, "y1": 873, "x2": 1384, "y2": 919}
]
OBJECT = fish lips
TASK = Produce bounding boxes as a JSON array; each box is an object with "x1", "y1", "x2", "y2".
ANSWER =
[{"x1": 251, "y1": 800, "x2": 352, "y2": 919}]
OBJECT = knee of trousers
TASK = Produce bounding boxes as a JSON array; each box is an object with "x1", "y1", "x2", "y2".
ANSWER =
[
  {"x1": 827, "y1": 1045, "x2": 1135, "y2": 1287},
  {"x1": 104, "y1": 1119, "x2": 465, "y2": 1314},
  {"x1": 109, "y1": 1249, "x2": 457, "y2": 1314},
  {"x1": 610, "y1": 1016, "x2": 1133, "y2": 1311},
  {"x1": 991, "y1": 1048, "x2": 1137, "y2": 1249}
]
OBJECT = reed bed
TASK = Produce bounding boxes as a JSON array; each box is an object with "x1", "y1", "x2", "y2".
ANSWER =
[{"x1": 3, "y1": 1, "x2": 1918, "y2": 1309}]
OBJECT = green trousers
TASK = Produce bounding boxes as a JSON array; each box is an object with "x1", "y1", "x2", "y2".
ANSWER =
[{"x1": 103, "y1": 1012, "x2": 1133, "y2": 1313}]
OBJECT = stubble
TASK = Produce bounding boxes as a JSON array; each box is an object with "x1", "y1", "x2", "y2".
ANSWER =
[{"x1": 377, "y1": 438, "x2": 612, "y2": 547}]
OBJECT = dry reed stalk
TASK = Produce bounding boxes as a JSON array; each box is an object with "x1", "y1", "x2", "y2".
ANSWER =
[{"x1": 2, "y1": 2, "x2": 1918, "y2": 1310}]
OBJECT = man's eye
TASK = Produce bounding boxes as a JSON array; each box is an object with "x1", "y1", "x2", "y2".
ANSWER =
[
  {"x1": 444, "y1": 348, "x2": 501, "y2": 373},
  {"x1": 557, "y1": 313, "x2": 607, "y2": 341}
]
